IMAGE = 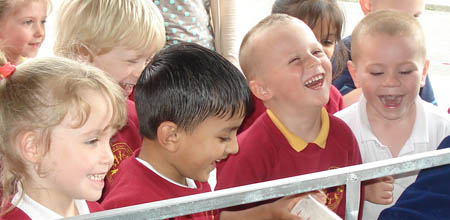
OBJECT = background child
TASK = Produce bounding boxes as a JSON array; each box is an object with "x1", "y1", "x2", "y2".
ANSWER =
[
  {"x1": 332, "y1": 0, "x2": 437, "y2": 107},
  {"x1": 0, "y1": 0, "x2": 50, "y2": 65},
  {"x1": 0, "y1": 56, "x2": 127, "y2": 219},
  {"x1": 101, "y1": 42, "x2": 307, "y2": 220},
  {"x1": 216, "y1": 14, "x2": 363, "y2": 219},
  {"x1": 378, "y1": 135, "x2": 450, "y2": 220},
  {"x1": 239, "y1": 0, "x2": 346, "y2": 133},
  {"x1": 335, "y1": 10, "x2": 450, "y2": 219},
  {"x1": 54, "y1": 0, "x2": 166, "y2": 191}
]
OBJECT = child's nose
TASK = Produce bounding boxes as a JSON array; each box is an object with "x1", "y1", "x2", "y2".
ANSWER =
[
  {"x1": 382, "y1": 73, "x2": 401, "y2": 87},
  {"x1": 34, "y1": 23, "x2": 45, "y2": 38},
  {"x1": 101, "y1": 142, "x2": 115, "y2": 167},
  {"x1": 304, "y1": 54, "x2": 321, "y2": 70},
  {"x1": 225, "y1": 137, "x2": 239, "y2": 155}
]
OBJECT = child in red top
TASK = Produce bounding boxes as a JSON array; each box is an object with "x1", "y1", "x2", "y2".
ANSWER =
[
  {"x1": 0, "y1": 0, "x2": 50, "y2": 65},
  {"x1": 102, "y1": 43, "x2": 318, "y2": 220},
  {"x1": 239, "y1": 0, "x2": 346, "y2": 133},
  {"x1": 54, "y1": 0, "x2": 166, "y2": 190},
  {"x1": 0, "y1": 56, "x2": 127, "y2": 219},
  {"x1": 216, "y1": 14, "x2": 363, "y2": 219}
]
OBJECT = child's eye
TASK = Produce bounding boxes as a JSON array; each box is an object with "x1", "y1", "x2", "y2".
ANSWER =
[
  {"x1": 127, "y1": 59, "x2": 138, "y2": 64},
  {"x1": 41, "y1": 19, "x2": 46, "y2": 24},
  {"x1": 399, "y1": 70, "x2": 412, "y2": 75},
  {"x1": 218, "y1": 137, "x2": 231, "y2": 143},
  {"x1": 370, "y1": 72, "x2": 383, "y2": 76},
  {"x1": 312, "y1": 49, "x2": 324, "y2": 56},
  {"x1": 86, "y1": 138, "x2": 99, "y2": 145},
  {"x1": 321, "y1": 40, "x2": 335, "y2": 47},
  {"x1": 288, "y1": 57, "x2": 300, "y2": 64},
  {"x1": 23, "y1": 20, "x2": 33, "y2": 25}
]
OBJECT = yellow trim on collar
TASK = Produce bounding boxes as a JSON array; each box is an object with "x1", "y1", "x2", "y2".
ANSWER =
[{"x1": 267, "y1": 108, "x2": 330, "y2": 152}]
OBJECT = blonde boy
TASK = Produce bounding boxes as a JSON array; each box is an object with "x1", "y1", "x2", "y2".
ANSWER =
[
  {"x1": 216, "y1": 14, "x2": 363, "y2": 219},
  {"x1": 335, "y1": 10, "x2": 450, "y2": 219},
  {"x1": 54, "y1": 0, "x2": 166, "y2": 195}
]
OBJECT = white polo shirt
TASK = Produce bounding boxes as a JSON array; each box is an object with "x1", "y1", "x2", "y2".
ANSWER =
[{"x1": 335, "y1": 96, "x2": 450, "y2": 220}]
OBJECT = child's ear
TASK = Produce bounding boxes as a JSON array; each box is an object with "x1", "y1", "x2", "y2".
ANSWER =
[
  {"x1": 157, "y1": 121, "x2": 180, "y2": 152},
  {"x1": 78, "y1": 45, "x2": 95, "y2": 63},
  {"x1": 249, "y1": 80, "x2": 272, "y2": 101},
  {"x1": 359, "y1": 0, "x2": 372, "y2": 15},
  {"x1": 347, "y1": 61, "x2": 360, "y2": 88},
  {"x1": 420, "y1": 59, "x2": 430, "y2": 87},
  {"x1": 19, "y1": 131, "x2": 42, "y2": 164}
]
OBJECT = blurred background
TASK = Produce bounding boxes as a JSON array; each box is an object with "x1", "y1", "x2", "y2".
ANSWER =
[{"x1": 39, "y1": 0, "x2": 450, "y2": 112}]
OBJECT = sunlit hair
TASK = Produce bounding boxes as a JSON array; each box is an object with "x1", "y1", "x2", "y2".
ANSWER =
[
  {"x1": 54, "y1": 0, "x2": 165, "y2": 61},
  {"x1": 0, "y1": 0, "x2": 51, "y2": 20},
  {"x1": 351, "y1": 9, "x2": 426, "y2": 63},
  {"x1": 0, "y1": 56, "x2": 127, "y2": 215},
  {"x1": 239, "y1": 13, "x2": 298, "y2": 80},
  {"x1": 136, "y1": 43, "x2": 252, "y2": 139},
  {"x1": 272, "y1": 0, "x2": 347, "y2": 79}
]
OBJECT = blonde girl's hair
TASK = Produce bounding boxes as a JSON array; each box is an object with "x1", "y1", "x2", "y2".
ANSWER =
[
  {"x1": 0, "y1": 56, "x2": 127, "y2": 215},
  {"x1": 54, "y1": 0, "x2": 166, "y2": 60},
  {"x1": 0, "y1": 0, "x2": 52, "y2": 20}
]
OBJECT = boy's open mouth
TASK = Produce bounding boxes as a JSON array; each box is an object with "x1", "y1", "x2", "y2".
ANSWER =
[
  {"x1": 304, "y1": 73, "x2": 325, "y2": 89},
  {"x1": 379, "y1": 95, "x2": 403, "y2": 108}
]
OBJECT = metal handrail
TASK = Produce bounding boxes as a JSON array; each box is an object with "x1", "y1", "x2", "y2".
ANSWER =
[{"x1": 66, "y1": 147, "x2": 450, "y2": 220}]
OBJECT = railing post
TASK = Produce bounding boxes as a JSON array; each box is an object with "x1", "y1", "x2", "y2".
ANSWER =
[{"x1": 345, "y1": 173, "x2": 360, "y2": 220}]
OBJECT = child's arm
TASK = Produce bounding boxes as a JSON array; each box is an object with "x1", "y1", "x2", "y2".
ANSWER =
[
  {"x1": 219, "y1": 194, "x2": 304, "y2": 220},
  {"x1": 364, "y1": 176, "x2": 394, "y2": 205}
]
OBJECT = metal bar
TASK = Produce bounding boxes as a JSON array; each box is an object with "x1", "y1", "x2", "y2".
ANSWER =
[
  {"x1": 345, "y1": 173, "x2": 360, "y2": 220},
  {"x1": 66, "y1": 148, "x2": 450, "y2": 220}
]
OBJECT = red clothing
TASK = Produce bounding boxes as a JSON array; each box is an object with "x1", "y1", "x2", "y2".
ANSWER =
[
  {"x1": 216, "y1": 112, "x2": 362, "y2": 219},
  {"x1": 1, "y1": 201, "x2": 102, "y2": 220},
  {"x1": 102, "y1": 99, "x2": 142, "y2": 201},
  {"x1": 101, "y1": 155, "x2": 216, "y2": 220},
  {"x1": 238, "y1": 85, "x2": 344, "y2": 133},
  {"x1": 325, "y1": 85, "x2": 345, "y2": 115}
]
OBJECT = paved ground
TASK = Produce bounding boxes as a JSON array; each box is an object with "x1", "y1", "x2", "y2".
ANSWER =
[{"x1": 39, "y1": 0, "x2": 450, "y2": 112}]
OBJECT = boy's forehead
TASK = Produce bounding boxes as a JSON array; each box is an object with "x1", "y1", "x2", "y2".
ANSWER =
[{"x1": 372, "y1": 0, "x2": 424, "y2": 17}]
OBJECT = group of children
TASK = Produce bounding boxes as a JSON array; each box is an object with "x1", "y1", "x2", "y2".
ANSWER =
[{"x1": 0, "y1": 0, "x2": 449, "y2": 219}]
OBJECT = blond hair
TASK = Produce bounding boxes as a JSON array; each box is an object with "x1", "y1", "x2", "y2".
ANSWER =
[
  {"x1": 54, "y1": 0, "x2": 166, "y2": 60},
  {"x1": 0, "y1": 0, "x2": 51, "y2": 20},
  {"x1": 0, "y1": 56, "x2": 127, "y2": 215},
  {"x1": 239, "y1": 14, "x2": 299, "y2": 80},
  {"x1": 351, "y1": 9, "x2": 426, "y2": 63}
]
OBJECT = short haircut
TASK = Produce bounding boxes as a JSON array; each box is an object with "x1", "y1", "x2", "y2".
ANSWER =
[
  {"x1": 351, "y1": 9, "x2": 426, "y2": 63},
  {"x1": 239, "y1": 13, "x2": 298, "y2": 80},
  {"x1": 54, "y1": 0, "x2": 165, "y2": 60},
  {"x1": 0, "y1": 56, "x2": 127, "y2": 211},
  {"x1": 135, "y1": 43, "x2": 252, "y2": 139},
  {"x1": 272, "y1": 0, "x2": 347, "y2": 78}
]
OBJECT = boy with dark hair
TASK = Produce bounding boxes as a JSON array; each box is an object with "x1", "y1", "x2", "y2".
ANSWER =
[{"x1": 101, "y1": 43, "x2": 306, "y2": 220}]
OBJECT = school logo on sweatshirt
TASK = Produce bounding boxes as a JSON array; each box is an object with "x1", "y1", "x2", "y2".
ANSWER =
[
  {"x1": 106, "y1": 142, "x2": 134, "y2": 184},
  {"x1": 325, "y1": 166, "x2": 345, "y2": 211}
]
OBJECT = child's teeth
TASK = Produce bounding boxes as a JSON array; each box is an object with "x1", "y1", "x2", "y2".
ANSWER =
[{"x1": 88, "y1": 174, "x2": 106, "y2": 181}]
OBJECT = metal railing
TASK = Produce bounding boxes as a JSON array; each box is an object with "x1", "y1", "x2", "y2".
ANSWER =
[{"x1": 66, "y1": 147, "x2": 450, "y2": 220}]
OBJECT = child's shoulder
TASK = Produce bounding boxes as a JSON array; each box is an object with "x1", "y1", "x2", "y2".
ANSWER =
[{"x1": 0, "y1": 207, "x2": 31, "y2": 220}]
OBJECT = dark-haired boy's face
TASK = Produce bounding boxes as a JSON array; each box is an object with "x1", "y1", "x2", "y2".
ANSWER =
[{"x1": 171, "y1": 113, "x2": 244, "y2": 183}]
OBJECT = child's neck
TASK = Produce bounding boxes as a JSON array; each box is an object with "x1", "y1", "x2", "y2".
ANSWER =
[
  {"x1": 367, "y1": 103, "x2": 416, "y2": 157},
  {"x1": 139, "y1": 138, "x2": 188, "y2": 186},
  {"x1": 269, "y1": 105, "x2": 323, "y2": 142},
  {"x1": 22, "y1": 181, "x2": 79, "y2": 217}
]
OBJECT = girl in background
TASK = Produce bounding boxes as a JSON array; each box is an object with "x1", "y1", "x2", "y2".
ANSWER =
[{"x1": 0, "y1": 0, "x2": 51, "y2": 65}]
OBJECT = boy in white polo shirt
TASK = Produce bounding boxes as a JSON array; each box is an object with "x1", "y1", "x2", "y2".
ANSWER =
[{"x1": 335, "y1": 10, "x2": 450, "y2": 219}]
